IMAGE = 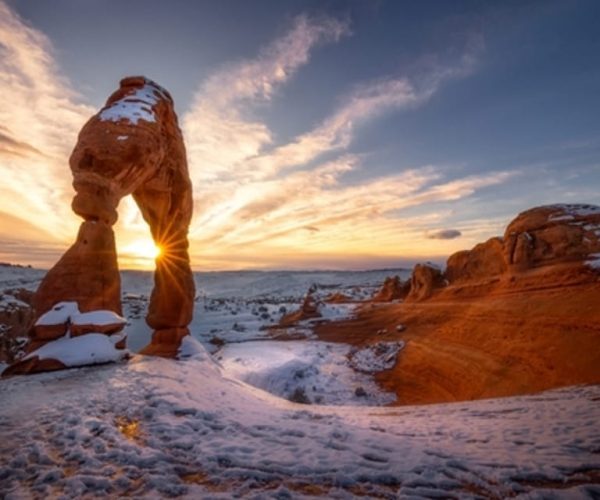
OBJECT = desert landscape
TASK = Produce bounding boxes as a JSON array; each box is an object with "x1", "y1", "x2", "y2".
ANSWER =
[{"x1": 1, "y1": 0, "x2": 600, "y2": 498}]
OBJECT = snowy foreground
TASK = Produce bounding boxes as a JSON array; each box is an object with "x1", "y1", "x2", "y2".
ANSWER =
[
  {"x1": 1, "y1": 344, "x2": 599, "y2": 499},
  {"x1": 1, "y1": 268, "x2": 600, "y2": 497}
]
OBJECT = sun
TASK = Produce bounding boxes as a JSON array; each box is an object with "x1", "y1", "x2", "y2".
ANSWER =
[{"x1": 122, "y1": 239, "x2": 162, "y2": 261}]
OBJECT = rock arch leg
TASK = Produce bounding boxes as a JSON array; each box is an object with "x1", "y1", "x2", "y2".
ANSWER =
[{"x1": 133, "y1": 159, "x2": 195, "y2": 356}]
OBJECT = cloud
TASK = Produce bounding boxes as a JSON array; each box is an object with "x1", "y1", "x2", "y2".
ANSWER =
[
  {"x1": 183, "y1": 26, "x2": 484, "y2": 184},
  {"x1": 182, "y1": 15, "x2": 351, "y2": 183},
  {"x1": 0, "y1": 1, "x2": 94, "y2": 241},
  {"x1": 426, "y1": 229, "x2": 462, "y2": 240},
  {"x1": 177, "y1": 21, "x2": 503, "y2": 269},
  {"x1": 0, "y1": 4, "x2": 509, "y2": 271}
]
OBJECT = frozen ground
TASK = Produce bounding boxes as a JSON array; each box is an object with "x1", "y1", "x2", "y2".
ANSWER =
[{"x1": 0, "y1": 344, "x2": 599, "y2": 498}]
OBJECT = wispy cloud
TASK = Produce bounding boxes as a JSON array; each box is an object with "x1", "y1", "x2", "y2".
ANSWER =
[
  {"x1": 0, "y1": 1, "x2": 93, "y2": 242},
  {"x1": 182, "y1": 15, "x2": 351, "y2": 183},
  {"x1": 0, "y1": 3, "x2": 512, "y2": 270}
]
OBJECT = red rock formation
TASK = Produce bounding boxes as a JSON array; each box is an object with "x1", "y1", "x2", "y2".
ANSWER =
[
  {"x1": 445, "y1": 237, "x2": 506, "y2": 283},
  {"x1": 324, "y1": 292, "x2": 353, "y2": 303},
  {"x1": 372, "y1": 276, "x2": 409, "y2": 302},
  {"x1": 6, "y1": 76, "x2": 195, "y2": 375},
  {"x1": 446, "y1": 204, "x2": 600, "y2": 284},
  {"x1": 280, "y1": 286, "x2": 322, "y2": 325},
  {"x1": 315, "y1": 204, "x2": 600, "y2": 405},
  {"x1": 503, "y1": 204, "x2": 600, "y2": 270},
  {"x1": 33, "y1": 221, "x2": 122, "y2": 326},
  {"x1": 405, "y1": 264, "x2": 445, "y2": 302}
]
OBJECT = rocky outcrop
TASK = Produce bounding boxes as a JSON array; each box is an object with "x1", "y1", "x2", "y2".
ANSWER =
[
  {"x1": 445, "y1": 204, "x2": 600, "y2": 284},
  {"x1": 372, "y1": 276, "x2": 409, "y2": 302},
  {"x1": 5, "y1": 76, "x2": 194, "y2": 375},
  {"x1": 406, "y1": 264, "x2": 445, "y2": 302},
  {"x1": 280, "y1": 286, "x2": 322, "y2": 325},
  {"x1": 503, "y1": 204, "x2": 600, "y2": 270},
  {"x1": 445, "y1": 237, "x2": 506, "y2": 283}
]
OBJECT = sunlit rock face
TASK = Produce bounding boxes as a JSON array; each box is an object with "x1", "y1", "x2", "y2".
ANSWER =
[
  {"x1": 445, "y1": 237, "x2": 507, "y2": 284},
  {"x1": 503, "y1": 204, "x2": 600, "y2": 270},
  {"x1": 6, "y1": 77, "x2": 194, "y2": 374},
  {"x1": 445, "y1": 204, "x2": 600, "y2": 284},
  {"x1": 405, "y1": 263, "x2": 445, "y2": 302}
]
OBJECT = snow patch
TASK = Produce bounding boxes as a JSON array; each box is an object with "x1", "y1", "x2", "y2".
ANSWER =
[
  {"x1": 99, "y1": 84, "x2": 163, "y2": 125},
  {"x1": 177, "y1": 335, "x2": 210, "y2": 361},
  {"x1": 24, "y1": 332, "x2": 128, "y2": 367},
  {"x1": 35, "y1": 302, "x2": 79, "y2": 326},
  {"x1": 216, "y1": 340, "x2": 396, "y2": 406},
  {"x1": 585, "y1": 253, "x2": 600, "y2": 270},
  {"x1": 547, "y1": 203, "x2": 600, "y2": 220},
  {"x1": 350, "y1": 341, "x2": 405, "y2": 373},
  {"x1": 71, "y1": 310, "x2": 126, "y2": 326}
]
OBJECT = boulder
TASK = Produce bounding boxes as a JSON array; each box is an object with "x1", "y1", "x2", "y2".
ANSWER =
[
  {"x1": 406, "y1": 263, "x2": 445, "y2": 302},
  {"x1": 69, "y1": 310, "x2": 127, "y2": 337}
]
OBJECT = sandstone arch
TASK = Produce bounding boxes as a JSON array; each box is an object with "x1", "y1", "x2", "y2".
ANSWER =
[{"x1": 32, "y1": 76, "x2": 195, "y2": 357}]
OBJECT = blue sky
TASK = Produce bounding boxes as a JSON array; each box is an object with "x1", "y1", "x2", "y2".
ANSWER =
[{"x1": 1, "y1": 0, "x2": 599, "y2": 269}]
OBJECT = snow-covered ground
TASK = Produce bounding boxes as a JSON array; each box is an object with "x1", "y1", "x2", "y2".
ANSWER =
[
  {"x1": 216, "y1": 341, "x2": 396, "y2": 406},
  {"x1": 1, "y1": 266, "x2": 599, "y2": 497},
  {"x1": 1, "y1": 344, "x2": 599, "y2": 498}
]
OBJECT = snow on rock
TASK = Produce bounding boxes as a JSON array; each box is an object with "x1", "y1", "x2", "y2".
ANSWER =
[
  {"x1": 23, "y1": 332, "x2": 128, "y2": 368},
  {"x1": 586, "y1": 252, "x2": 600, "y2": 270},
  {"x1": 349, "y1": 341, "x2": 405, "y2": 373},
  {"x1": 71, "y1": 310, "x2": 126, "y2": 326},
  {"x1": 35, "y1": 301, "x2": 79, "y2": 326},
  {"x1": 99, "y1": 84, "x2": 163, "y2": 124},
  {"x1": 547, "y1": 203, "x2": 600, "y2": 219},
  {"x1": 0, "y1": 356, "x2": 598, "y2": 498}
]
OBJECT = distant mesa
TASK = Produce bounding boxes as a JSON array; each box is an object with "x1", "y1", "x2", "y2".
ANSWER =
[{"x1": 4, "y1": 76, "x2": 195, "y2": 376}]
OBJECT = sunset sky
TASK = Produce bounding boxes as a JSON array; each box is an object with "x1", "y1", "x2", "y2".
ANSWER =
[{"x1": 1, "y1": 0, "x2": 599, "y2": 270}]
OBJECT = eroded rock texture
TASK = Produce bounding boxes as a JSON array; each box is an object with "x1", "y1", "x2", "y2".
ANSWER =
[
  {"x1": 372, "y1": 276, "x2": 409, "y2": 302},
  {"x1": 406, "y1": 264, "x2": 445, "y2": 302},
  {"x1": 445, "y1": 204, "x2": 600, "y2": 285},
  {"x1": 6, "y1": 76, "x2": 194, "y2": 374}
]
